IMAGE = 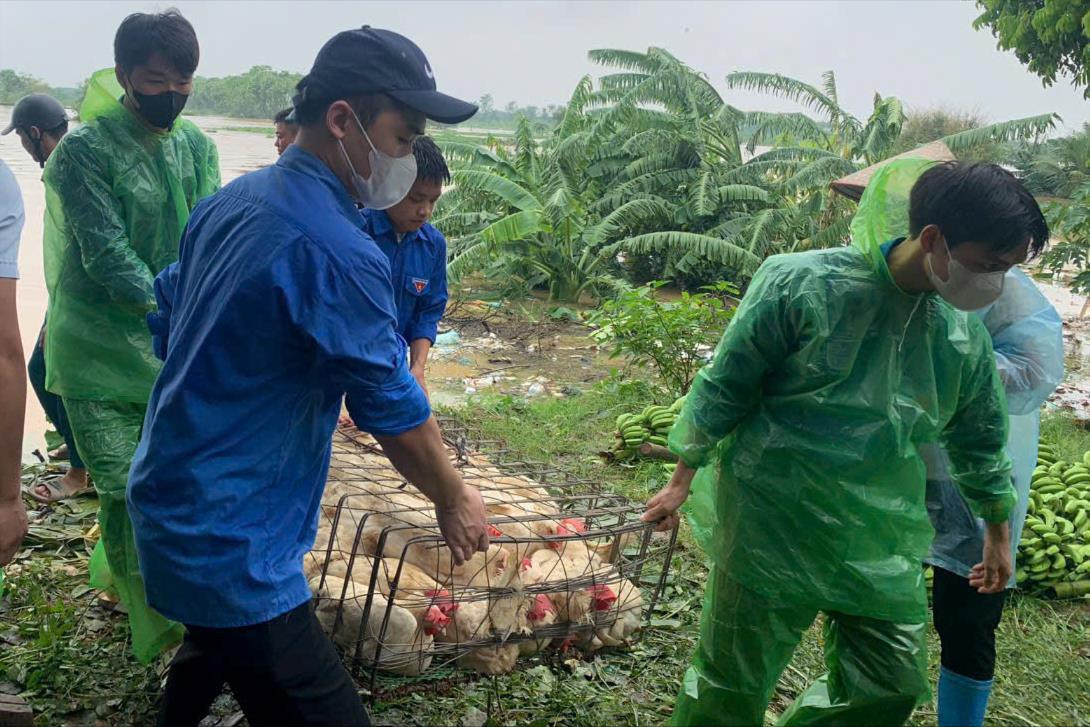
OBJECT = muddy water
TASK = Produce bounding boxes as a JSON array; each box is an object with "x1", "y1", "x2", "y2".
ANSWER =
[
  {"x1": 2, "y1": 105, "x2": 614, "y2": 457},
  {"x1": 1, "y1": 105, "x2": 278, "y2": 457}
]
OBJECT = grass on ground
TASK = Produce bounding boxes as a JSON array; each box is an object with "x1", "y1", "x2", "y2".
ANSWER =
[{"x1": 2, "y1": 386, "x2": 1088, "y2": 725}]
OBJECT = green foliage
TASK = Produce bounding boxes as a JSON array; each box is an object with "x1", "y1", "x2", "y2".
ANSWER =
[
  {"x1": 1041, "y1": 182, "x2": 1090, "y2": 292},
  {"x1": 466, "y1": 93, "x2": 562, "y2": 131},
  {"x1": 974, "y1": 0, "x2": 1090, "y2": 98},
  {"x1": 441, "y1": 95, "x2": 628, "y2": 302},
  {"x1": 0, "y1": 68, "x2": 50, "y2": 104},
  {"x1": 892, "y1": 107, "x2": 1005, "y2": 162},
  {"x1": 587, "y1": 282, "x2": 737, "y2": 395},
  {"x1": 185, "y1": 65, "x2": 301, "y2": 119},
  {"x1": 441, "y1": 49, "x2": 1059, "y2": 300},
  {"x1": 0, "y1": 68, "x2": 84, "y2": 107},
  {"x1": 1011, "y1": 122, "x2": 1090, "y2": 197}
]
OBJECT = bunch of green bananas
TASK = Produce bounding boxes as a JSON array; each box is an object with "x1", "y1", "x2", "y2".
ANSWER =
[
  {"x1": 1015, "y1": 442, "x2": 1090, "y2": 589},
  {"x1": 612, "y1": 396, "x2": 686, "y2": 458}
]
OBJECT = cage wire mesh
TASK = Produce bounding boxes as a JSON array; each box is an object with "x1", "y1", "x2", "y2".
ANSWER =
[{"x1": 306, "y1": 417, "x2": 680, "y2": 696}]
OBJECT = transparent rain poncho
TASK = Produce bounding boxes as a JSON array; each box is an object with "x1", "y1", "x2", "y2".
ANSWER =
[{"x1": 923, "y1": 267, "x2": 1064, "y2": 586}]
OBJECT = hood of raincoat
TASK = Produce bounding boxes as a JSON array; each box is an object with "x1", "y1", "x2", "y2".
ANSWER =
[
  {"x1": 849, "y1": 156, "x2": 937, "y2": 279},
  {"x1": 42, "y1": 67, "x2": 220, "y2": 402}
]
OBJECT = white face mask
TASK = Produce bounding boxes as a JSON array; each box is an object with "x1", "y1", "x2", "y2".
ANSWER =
[
  {"x1": 337, "y1": 109, "x2": 417, "y2": 210},
  {"x1": 925, "y1": 237, "x2": 1005, "y2": 311}
]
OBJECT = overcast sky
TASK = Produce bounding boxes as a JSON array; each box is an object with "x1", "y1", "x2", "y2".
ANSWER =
[{"x1": 1, "y1": 0, "x2": 1087, "y2": 131}]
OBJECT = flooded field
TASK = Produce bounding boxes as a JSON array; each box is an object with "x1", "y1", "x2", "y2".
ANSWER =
[
  {"x1": 1, "y1": 106, "x2": 280, "y2": 457},
  {"x1": 5, "y1": 102, "x2": 1090, "y2": 456},
  {"x1": 0, "y1": 105, "x2": 616, "y2": 457}
]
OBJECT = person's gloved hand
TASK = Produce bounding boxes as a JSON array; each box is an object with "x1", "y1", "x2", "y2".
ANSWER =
[{"x1": 970, "y1": 521, "x2": 1012, "y2": 593}]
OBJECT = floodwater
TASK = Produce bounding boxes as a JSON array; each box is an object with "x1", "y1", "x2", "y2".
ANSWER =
[
  {"x1": 0, "y1": 105, "x2": 279, "y2": 458},
  {"x1": 1, "y1": 105, "x2": 617, "y2": 459}
]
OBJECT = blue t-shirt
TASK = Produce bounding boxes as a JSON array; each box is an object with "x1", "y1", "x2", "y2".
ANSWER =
[
  {"x1": 128, "y1": 145, "x2": 430, "y2": 628},
  {"x1": 361, "y1": 208, "x2": 448, "y2": 344}
]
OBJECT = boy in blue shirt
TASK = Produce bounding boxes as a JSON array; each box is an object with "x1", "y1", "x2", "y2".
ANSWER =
[{"x1": 362, "y1": 135, "x2": 448, "y2": 397}]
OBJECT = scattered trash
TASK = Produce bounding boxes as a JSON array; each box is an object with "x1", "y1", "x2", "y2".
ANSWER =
[
  {"x1": 435, "y1": 330, "x2": 461, "y2": 346},
  {"x1": 527, "y1": 382, "x2": 546, "y2": 397}
]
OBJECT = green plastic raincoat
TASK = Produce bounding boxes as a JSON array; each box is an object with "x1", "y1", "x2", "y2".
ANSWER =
[
  {"x1": 673, "y1": 157, "x2": 1015, "y2": 725},
  {"x1": 42, "y1": 68, "x2": 220, "y2": 402},
  {"x1": 41, "y1": 69, "x2": 219, "y2": 663}
]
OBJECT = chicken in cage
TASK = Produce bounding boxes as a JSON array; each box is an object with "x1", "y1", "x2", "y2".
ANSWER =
[{"x1": 304, "y1": 421, "x2": 679, "y2": 688}]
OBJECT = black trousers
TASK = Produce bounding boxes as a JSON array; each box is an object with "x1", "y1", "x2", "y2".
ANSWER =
[
  {"x1": 158, "y1": 601, "x2": 370, "y2": 727},
  {"x1": 931, "y1": 565, "x2": 1007, "y2": 681}
]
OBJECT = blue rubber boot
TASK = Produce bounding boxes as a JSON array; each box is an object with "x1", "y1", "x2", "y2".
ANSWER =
[{"x1": 937, "y1": 666, "x2": 993, "y2": 727}]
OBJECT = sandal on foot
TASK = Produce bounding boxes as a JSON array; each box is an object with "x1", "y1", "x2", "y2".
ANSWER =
[{"x1": 29, "y1": 475, "x2": 90, "y2": 504}]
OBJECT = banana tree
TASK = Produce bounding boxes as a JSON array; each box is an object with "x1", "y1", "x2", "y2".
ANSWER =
[
  {"x1": 725, "y1": 69, "x2": 1058, "y2": 249},
  {"x1": 581, "y1": 48, "x2": 803, "y2": 285},
  {"x1": 438, "y1": 112, "x2": 626, "y2": 303}
]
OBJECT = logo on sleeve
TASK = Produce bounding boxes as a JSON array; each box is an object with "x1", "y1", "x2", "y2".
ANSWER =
[{"x1": 412, "y1": 277, "x2": 429, "y2": 293}]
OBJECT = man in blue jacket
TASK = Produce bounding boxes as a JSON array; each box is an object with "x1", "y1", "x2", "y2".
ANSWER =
[
  {"x1": 362, "y1": 135, "x2": 449, "y2": 397},
  {"x1": 128, "y1": 27, "x2": 487, "y2": 727}
]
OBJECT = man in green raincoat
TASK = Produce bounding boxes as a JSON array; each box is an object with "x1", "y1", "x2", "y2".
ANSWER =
[
  {"x1": 643, "y1": 158, "x2": 1049, "y2": 725},
  {"x1": 42, "y1": 10, "x2": 219, "y2": 662}
]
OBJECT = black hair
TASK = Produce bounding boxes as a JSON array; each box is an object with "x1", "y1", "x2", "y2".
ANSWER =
[
  {"x1": 114, "y1": 9, "x2": 199, "y2": 76},
  {"x1": 909, "y1": 161, "x2": 1049, "y2": 258},
  {"x1": 273, "y1": 108, "x2": 296, "y2": 125},
  {"x1": 293, "y1": 92, "x2": 404, "y2": 128},
  {"x1": 413, "y1": 135, "x2": 449, "y2": 184}
]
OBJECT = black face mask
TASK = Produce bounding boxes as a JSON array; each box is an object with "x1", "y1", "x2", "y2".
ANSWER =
[{"x1": 130, "y1": 88, "x2": 188, "y2": 130}]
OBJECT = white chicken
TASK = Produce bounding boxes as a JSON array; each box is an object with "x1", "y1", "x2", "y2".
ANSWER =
[
  {"x1": 435, "y1": 597, "x2": 521, "y2": 675},
  {"x1": 522, "y1": 549, "x2": 618, "y2": 625},
  {"x1": 589, "y1": 576, "x2": 644, "y2": 650},
  {"x1": 343, "y1": 559, "x2": 453, "y2": 638},
  {"x1": 359, "y1": 521, "x2": 513, "y2": 589},
  {"x1": 310, "y1": 575, "x2": 433, "y2": 676},
  {"x1": 516, "y1": 593, "x2": 558, "y2": 657}
]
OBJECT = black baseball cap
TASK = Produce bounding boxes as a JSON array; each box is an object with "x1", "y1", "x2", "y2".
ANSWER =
[
  {"x1": 294, "y1": 26, "x2": 477, "y2": 125},
  {"x1": 2, "y1": 93, "x2": 68, "y2": 135}
]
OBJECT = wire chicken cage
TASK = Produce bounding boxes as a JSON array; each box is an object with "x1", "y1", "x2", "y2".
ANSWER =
[{"x1": 305, "y1": 419, "x2": 680, "y2": 696}]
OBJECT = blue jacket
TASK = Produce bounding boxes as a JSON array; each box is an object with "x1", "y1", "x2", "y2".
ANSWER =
[
  {"x1": 361, "y1": 208, "x2": 448, "y2": 344},
  {"x1": 128, "y1": 145, "x2": 430, "y2": 628}
]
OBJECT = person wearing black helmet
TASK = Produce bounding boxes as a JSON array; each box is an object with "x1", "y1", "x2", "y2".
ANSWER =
[
  {"x1": 1, "y1": 94, "x2": 89, "y2": 503},
  {"x1": 2, "y1": 93, "x2": 69, "y2": 169},
  {"x1": 127, "y1": 27, "x2": 485, "y2": 726}
]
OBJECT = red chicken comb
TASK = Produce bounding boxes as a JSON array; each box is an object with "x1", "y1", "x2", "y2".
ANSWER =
[
  {"x1": 423, "y1": 589, "x2": 459, "y2": 615},
  {"x1": 520, "y1": 558, "x2": 533, "y2": 572},
  {"x1": 423, "y1": 605, "x2": 451, "y2": 635},
  {"x1": 587, "y1": 584, "x2": 617, "y2": 611},
  {"x1": 527, "y1": 593, "x2": 554, "y2": 621},
  {"x1": 487, "y1": 524, "x2": 504, "y2": 538},
  {"x1": 558, "y1": 518, "x2": 587, "y2": 536}
]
